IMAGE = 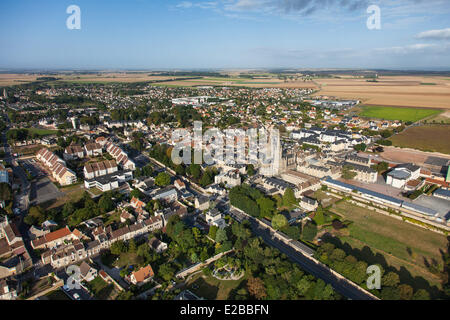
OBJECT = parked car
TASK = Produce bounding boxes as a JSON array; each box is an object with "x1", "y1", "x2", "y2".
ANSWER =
[{"x1": 73, "y1": 293, "x2": 80, "y2": 300}]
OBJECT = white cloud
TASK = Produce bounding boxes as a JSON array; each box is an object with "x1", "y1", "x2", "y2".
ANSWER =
[
  {"x1": 176, "y1": 1, "x2": 194, "y2": 9},
  {"x1": 416, "y1": 28, "x2": 450, "y2": 40}
]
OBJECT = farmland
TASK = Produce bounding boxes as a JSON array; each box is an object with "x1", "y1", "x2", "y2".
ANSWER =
[
  {"x1": 316, "y1": 76, "x2": 450, "y2": 109},
  {"x1": 389, "y1": 125, "x2": 450, "y2": 154},
  {"x1": 359, "y1": 106, "x2": 442, "y2": 122},
  {"x1": 0, "y1": 72, "x2": 318, "y2": 89}
]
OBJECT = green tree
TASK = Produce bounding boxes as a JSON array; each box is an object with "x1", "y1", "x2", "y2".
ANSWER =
[
  {"x1": 128, "y1": 239, "x2": 137, "y2": 253},
  {"x1": 256, "y1": 197, "x2": 275, "y2": 219},
  {"x1": 215, "y1": 228, "x2": 228, "y2": 243},
  {"x1": 0, "y1": 183, "x2": 12, "y2": 201},
  {"x1": 282, "y1": 188, "x2": 297, "y2": 208},
  {"x1": 98, "y1": 194, "x2": 115, "y2": 213},
  {"x1": 247, "y1": 164, "x2": 256, "y2": 176},
  {"x1": 110, "y1": 240, "x2": 127, "y2": 255},
  {"x1": 341, "y1": 164, "x2": 357, "y2": 180},
  {"x1": 382, "y1": 272, "x2": 400, "y2": 287},
  {"x1": 302, "y1": 222, "x2": 317, "y2": 241},
  {"x1": 158, "y1": 264, "x2": 175, "y2": 281},
  {"x1": 155, "y1": 172, "x2": 171, "y2": 187},
  {"x1": 412, "y1": 289, "x2": 430, "y2": 300},
  {"x1": 354, "y1": 143, "x2": 367, "y2": 152},
  {"x1": 271, "y1": 214, "x2": 288, "y2": 230},
  {"x1": 208, "y1": 225, "x2": 218, "y2": 240},
  {"x1": 130, "y1": 189, "x2": 144, "y2": 200},
  {"x1": 398, "y1": 284, "x2": 413, "y2": 300}
]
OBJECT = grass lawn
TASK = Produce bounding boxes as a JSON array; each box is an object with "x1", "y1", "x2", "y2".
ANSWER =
[
  {"x1": 389, "y1": 125, "x2": 450, "y2": 154},
  {"x1": 25, "y1": 128, "x2": 58, "y2": 136},
  {"x1": 88, "y1": 277, "x2": 116, "y2": 300},
  {"x1": 104, "y1": 211, "x2": 120, "y2": 226},
  {"x1": 185, "y1": 272, "x2": 246, "y2": 300},
  {"x1": 89, "y1": 187, "x2": 104, "y2": 196},
  {"x1": 329, "y1": 201, "x2": 447, "y2": 287},
  {"x1": 45, "y1": 289, "x2": 71, "y2": 300},
  {"x1": 359, "y1": 106, "x2": 442, "y2": 122}
]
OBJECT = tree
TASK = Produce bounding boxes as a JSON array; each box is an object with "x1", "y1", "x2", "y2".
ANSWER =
[
  {"x1": 208, "y1": 225, "x2": 218, "y2": 240},
  {"x1": 282, "y1": 188, "x2": 297, "y2": 208},
  {"x1": 256, "y1": 197, "x2": 275, "y2": 219},
  {"x1": 0, "y1": 183, "x2": 12, "y2": 201},
  {"x1": 155, "y1": 172, "x2": 171, "y2": 187},
  {"x1": 247, "y1": 164, "x2": 255, "y2": 176},
  {"x1": 398, "y1": 284, "x2": 413, "y2": 300},
  {"x1": 354, "y1": 143, "x2": 367, "y2": 152},
  {"x1": 128, "y1": 239, "x2": 137, "y2": 253},
  {"x1": 412, "y1": 289, "x2": 430, "y2": 300},
  {"x1": 175, "y1": 164, "x2": 185, "y2": 176},
  {"x1": 24, "y1": 206, "x2": 46, "y2": 226},
  {"x1": 98, "y1": 194, "x2": 115, "y2": 213},
  {"x1": 110, "y1": 240, "x2": 127, "y2": 255},
  {"x1": 215, "y1": 228, "x2": 228, "y2": 243},
  {"x1": 341, "y1": 164, "x2": 357, "y2": 180},
  {"x1": 62, "y1": 202, "x2": 76, "y2": 218},
  {"x1": 382, "y1": 272, "x2": 400, "y2": 287},
  {"x1": 281, "y1": 225, "x2": 300, "y2": 240},
  {"x1": 296, "y1": 277, "x2": 312, "y2": 296},
  {"x1": 199, "y1": 172, "x2": 213, "y2": 187},
  {"x1": 130, "y1": 189, "x2": 144, "y2": 200},
  {"x1": 158, "y1": 264, "x2": 175, "y2": 281},
  {"x1": 302, "y1": 222, "x2": 317, "y2": 241},
  {"x1": 330, "y1": 248, "x2": 346, "y2": 262},
  {"x1": 271, "y1": 214, "x2": 288, "y2": 230},
  {"x1": 189, "y1": 164, "x2": 201, "y2": 180},
  {"x1": 247, "y1": 277, "x2": 267, "y2": 300},
  {"x1": 372, "y1": 161, "x2": 388, "y2": 173}
]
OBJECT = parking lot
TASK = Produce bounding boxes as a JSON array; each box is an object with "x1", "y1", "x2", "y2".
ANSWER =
[
  {"x1": 19, "y1": 159, "x2": 46, "y2": 179},
  {"x1": 30, "y1": 177, "x2": 65, "y2": 205}
]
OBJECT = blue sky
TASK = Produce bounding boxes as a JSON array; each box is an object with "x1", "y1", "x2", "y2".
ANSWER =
[{"x1": 0, "y1": 0, "x2": 449, "y2": 70}]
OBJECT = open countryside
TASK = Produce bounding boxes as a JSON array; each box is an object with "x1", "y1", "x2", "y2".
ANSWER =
[
  {"x1": 359, "y1": 106, "x2": 442, "y2": 122},
  {"x1": 389, "y1": 125, "x2": 450, "y2": 154}
]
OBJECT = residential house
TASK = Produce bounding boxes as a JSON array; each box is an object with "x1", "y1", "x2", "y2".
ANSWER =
[
  {"x1": 130, "y1": 264, "x2": 154, "y2": 286},
  {"x1": 84, "y1": 143, "x2": 103, "y2": 157},
  {"x1": 79, "y1": 261, "x2": 98, "y2": 282}
]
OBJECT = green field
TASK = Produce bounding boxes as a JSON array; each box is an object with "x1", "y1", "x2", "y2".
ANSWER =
[
  {"x1": 359, "y1": 106, "x2": 442, "y2": 122},
  {"x1": 25, "y1": 128, "x2": 58, "y2": 136},
  {"x1": 330, "y1": 201, "x2": 447, "y2": 288}
]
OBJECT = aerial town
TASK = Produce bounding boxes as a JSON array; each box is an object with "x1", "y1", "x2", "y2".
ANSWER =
[{"x1": 0, "y1": 75, "x2": 449, "y2": 301}]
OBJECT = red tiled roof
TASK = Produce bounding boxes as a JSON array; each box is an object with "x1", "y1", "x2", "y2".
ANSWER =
[
  {"x1": 132, "y1": 265, "x2": 154, "y2": 283},
  {"x1": 44, "y1": 226, "x2": 72, "y2": 243}
]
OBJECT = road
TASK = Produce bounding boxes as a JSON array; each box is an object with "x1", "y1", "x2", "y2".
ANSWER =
[{"x1": 229, "y1": 209, "x2": 378, "y2": 301}]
